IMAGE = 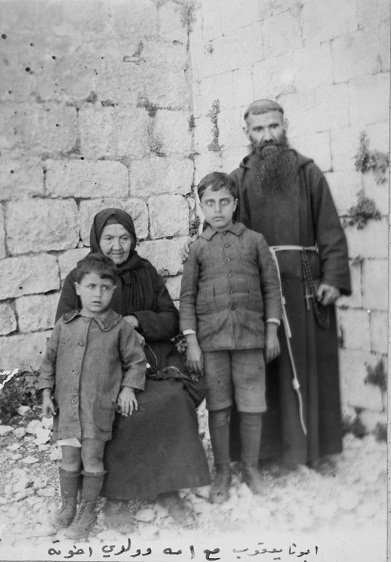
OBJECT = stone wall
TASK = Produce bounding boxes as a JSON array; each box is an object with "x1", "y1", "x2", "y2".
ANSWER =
[
  {"x1": 190, "y1": 0, "x2": 389, "y2": 414},
  {"x1": 0, "y1": 0, "x2": 194, "y2": 369},
  {"x1": 0, "y1": 0, "x2": 389, "y2": 415}
]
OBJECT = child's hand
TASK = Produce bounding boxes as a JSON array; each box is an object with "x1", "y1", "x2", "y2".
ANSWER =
[
  {"x1": 265, "y1": 323, "x2": 280, "y2": 363},
  {"x1": 42, "y1": 392, "x2": 56, "y2": 418},
  {"x1": 185, "y1": 338, "x2": 203, "y2": 374},
  {"x1": 117, "y1": 387, "x2": 138, "y2": 417}
]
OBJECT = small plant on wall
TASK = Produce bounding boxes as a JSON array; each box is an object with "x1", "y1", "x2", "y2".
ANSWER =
[
  {"x1": 343, "y1": 189, "x2": 381, "y2": 230},
  {"x1": 354, "y1": 131, "x2": 389, "y2": 185},
  {"x1": 364, "y1": 358, "x2": 387, "y2": 412}
]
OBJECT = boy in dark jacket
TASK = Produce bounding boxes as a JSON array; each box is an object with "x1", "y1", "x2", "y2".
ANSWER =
[
  {"x1": 180, "y1": 172, "x2": 281, "y2": 503},
  {"x1": 39, "y1": 254, "x2": 145, "y2": 539}
]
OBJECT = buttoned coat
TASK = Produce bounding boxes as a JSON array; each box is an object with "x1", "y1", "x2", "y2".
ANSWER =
[
  {"x1": 39, "y1": 309, "x2": 146, "y2": 441},
  {"x1": 180, "y1": 222, "x2": 281, "y2": 351}
]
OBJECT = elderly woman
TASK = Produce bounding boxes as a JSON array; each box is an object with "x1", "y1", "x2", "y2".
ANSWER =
[{"x1": 56, "y1": 208, "x2": 210, "y2": 528}]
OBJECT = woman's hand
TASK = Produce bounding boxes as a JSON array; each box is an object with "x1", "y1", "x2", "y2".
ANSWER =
[
  {"x1": 41, "y1": 389, "x2": 56, "y2": 418},
  {"x1": 117, "y1": 387, "x2": 138, "y2": 416},
  {"x1": 265, "y1": 323, "x2": 280, "y2": 363},
  {"x1": 185, "y1": 335, "x2": 203, "y2": 374},
  {"x1": 123, "y1": 315, "x2": 139, "y2": 329}
]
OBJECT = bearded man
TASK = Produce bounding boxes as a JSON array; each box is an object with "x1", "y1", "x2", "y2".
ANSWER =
[{"x1": 229, "y1": 99, "x2": 351, "y2": 468}]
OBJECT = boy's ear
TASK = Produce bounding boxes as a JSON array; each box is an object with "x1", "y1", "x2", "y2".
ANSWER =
[{"x1": 75, "y1": 282, "x2": 81, "y2": 296}]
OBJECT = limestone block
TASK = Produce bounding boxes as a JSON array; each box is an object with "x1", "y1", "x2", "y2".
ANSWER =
[
  {"x1": 278, "y1": 90, "x2": 317, "y2": 138},
  {"x1": 142, "y1": 68, "x2": 189, "y2": 109},
  {"x1": 290, "y1": 132, "x2": 331, "y2": 172},
  {"x1": 193, "y1": 116, "x2": 217, "y2": 154},
  {"x1": 292, "y1": 44, "x2": 333, "y2": 93},
  {"x1": 337, "y1": 259, "x2": 362, "y2": 309},
  {"x1": 0, "y1": 205, "x2": 5, "y2": 259},
  {"x1": 361, "y1": 174, "x2": 389, "y2": 215},
  {"x1": 46, "y1": 160, "x2": 129, "y2": 198},
  {"x1": 348, "y1": 74, "x2": 389, "y2": 128},
  {"x1": 345, "y1": 219, "x2": 388, "y2": 260},
  {"x1": 232, "y1": 69, "x2": 254, "y2": 110},
  {"x1": 369, "y1": 311, "x2": 388, "y2": 354},
  {"x1": 141, "y1": 38, "x2": 186, "y2": 73},
  {"x1": 6, "y1": 199, "x2": 79, "y2": 255},
  {"x1": 94, "y1": 58, "x2": 143, "y2": 107},
  {"x1": 189, "y1": 34, "x2": 216, "y2": 81},
  {"x1": 362, "y1": 259, "x2": 388, "y2": 310},
  {"x1": 194, "y1": 152, "x2": 223, "y2": 185},
  {"x1": 331, "y1": 28, "x2": 389, "y2": 84},
  {"x1": 258, "y1": 0, "x2": 307, "y2": 20},
  {"x1": 0, "y1": 104, "x2": 77, "y2": 154},
  {"x1": 325, "y1": 171, "x2": 361, "y2": 215},
  {"x1": 199, "y1": 0, "x2": 223, "y2": 41},
  {"x1": 330, "y1": 126, "x2": 362, "y2": 173},
  {"x1": 340, "y1": 349, "x2": 384, "y2": 411},
  {"x1": 108, "y1": 0, "x2": 158, "y2": 41},
  {"x1": 0, "y1": 157, "x2": 43, "y2": 200},
  {"x1": 362, "y1": 122, "x2": 390, "y2": 154},
  {"x1": 153, "y1": 111, "x2": 192, "y2": 155},
  {"x1": 149, "y1": 195, "x2": 189, "y2": 239},
  {"x1": 357, "y1": 0, "x2": 389, "y2": 31},
  {"x1": 137, "y1": 238, "x2": 188, "y2": 276},
  {"x1": 337, "y1": 308, "x2": 370, "y2": 351},
  {"x1": 219, "y1": 108, "x2": 247, "y2": 151},
  {"x1": 263, "y1": 10, "x2": 302, "y2": 58},
  {"x1": 227, "y1": 24, "x2": 265, "y2": 69},
  {"x1": 0, "y1": 303, "x2": 17, "y2": 336},
  {"x1": 222, "y1": 147, "x2": 249, "y2": 175},
  {"x1": 58, "y1": 248, "x2": 90, "y2": 284},
  {"x1": 205, "y1": 35, "x2": 235, "y2": 75},
  {"x1": 218, "y1": 0, "x2": 261, "y2": 34},
  {"x1": 302, "y1": 0, "x2": 357, "y2": 44},
  {"x1": 79, "y1": 106, "x2": 150, "y2": 160},
  {"x1": 252, "y1": 52, "x2": 297, "y2": 101},
  {"x1": 130, "y1": 157, "x2": 193, "y2": 197},
  {"x1": 0, "y1": 331, "x2": 51, "y2": 371},
  {"x1": 0, "y1": 254, "x2": 59, "y2": 300},
  {"x1": 16, "y1": 293, "x2": 59, "y2": 333},
  {"x1": 196, "y1": 73, "x2": 235, "y2": 117},
  {"x1": 79, "y1": 198, "x2": 148, "y2": 245},
  {"x1": 315, "y1": 84, "x2": 349, "y2": 133},
  {"x1": 165, "y1": 275, "x2": 182, "y2": 302},
  {"x1": 158, "y1": 1, "x2": 188, "y2": 43}
]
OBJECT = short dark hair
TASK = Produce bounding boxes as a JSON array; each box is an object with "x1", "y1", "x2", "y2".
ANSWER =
[
  {"x1": 244, "y1": 99, "x2": 284, "y2": 122},
  {"x1": 75, "y1": 254, "x2": 118, "y2": 284},
  {"x1": 197, "y1": 172, "x2": 237, "y2": 201}
]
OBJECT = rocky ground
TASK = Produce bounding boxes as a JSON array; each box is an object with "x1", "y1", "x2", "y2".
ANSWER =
[{"x1": 0, "y1": 410, "x2": 387, "y2": 562}]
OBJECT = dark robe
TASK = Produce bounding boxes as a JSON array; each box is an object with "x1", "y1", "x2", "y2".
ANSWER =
[
  {"x1": 229, "y1": 150, "x2": 351, "y2": 466},
  {"x1": 56, "y1": 208, "x2": 210, "y2": 498}
]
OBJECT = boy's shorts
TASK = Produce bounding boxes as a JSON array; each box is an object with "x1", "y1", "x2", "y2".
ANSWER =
[{"x1": 203, "y1": 348, "x2": 266, "y2": 413}]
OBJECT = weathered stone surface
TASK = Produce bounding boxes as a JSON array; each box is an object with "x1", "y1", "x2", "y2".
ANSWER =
[
  {"x1": 356, "y1": 0, "x2": 389, "y2": 31},
  {"x1": 279, "y1": 90, "x2": 317, "y2": 138},
  {"x1": 0, "y1": 157, "x2": 43, "y2": 200},
  {"x1": 58, "y1": 248, "x2": 90, "y2": 283},
  {"x1": 194, "y1": 152, "x2": 223, "y2": 185},
  {"x1": 142, "y1": 38, "x2": 186, "y2": 72},
  {"x1": 231, "y1": 69, "x2": 254, "y2": 110},
  {"x1": 0, "y1": 255, "x2": 59, "y2": 300},
  {"x1": 360, "y1": 173, "x2": 389, "y2": 213},
  {"x1": 290, "y1": 132, "x2": 332, "y2": 172},
  {"x1": 152, "y1": 111, "x2": 192, "y2": 155},
  {"x1": 79, "y1": 106, "x2": 150, "y2": 159},
  {"x1": 362, "y1": 259, "x2": 388, "y2": 310},
  {"x1": 337, "y1": 308, "x2": 370, "y2": 351},
  {"x1": 79, "y1": 198, "x2": 148, "y2": 244},
  {"x1": 165, "y1": 275, "x2": 182, "y2": 302},
  {"x1": 348, "y1": 74, "x2": 389, "y2": 129},
  {"x1": 263, "y1": 9, "x2": 302, "y2": 58},
  {"x1": 137, "y1": 238, "x2": 188, "y2": 276},
  {"x1": 0, "y1": 205, "x2": 5, "y2": 259},
  {"x1": 315, "y1": 84, "x2": 349, "y2": 133},
  {"x1": 46, "y1": 160, "x2": 129, "y2": 198},
  {"x1": 0, "y1": 303, "x2": 17, "y2": 336},
  {"x1": 130, "y1": 157, "x2": 193, "y2": 196},
  {"x1": 292, "y1": 44, "x2": 333, "y2": 93},
  {"x1": 337, "y1": 259, "x2": 362, "y2": 309},
  {"x1": 325, "y1": 171, "x2": 361, "y2": 215},
  {"x1": 142, "y1": 68, "x2": 189, "y2": 109},
  {"x1": 219, "y1": 108, "x2": 248, "y2": 152},
  {"x1": 0, "y1": 104, "x2": 78, "y2": 154},
  {"x1": 15, "y1": 293, "x2": 59, "y2": 333},
  {"x1": 369, "y1": 311, "x2": 388, "y2": 354},
  {"x1": 226, "y1": 23, "x2": 265, "y2": 69},
  {"x1": 302, "y1": 0, "x2": 357, "y2": 44},
  {"x1": 149, "y1": 195, "x2": 189, "y2": 239},
  {"x1": 6, "y1": 199, "x2": 79, "y2": 254},
  {"x1": 345, "y1": 219, "x2": 388, "y2": 260},
  {"x1": 340, "y1": 349, "x2": 383, "y2": 412},
  {"x1": 330, "y1": 126, "x2": 362, "y2": 173},
  {"x1": 193, "y1": 115, "x2": 216, "y2": 154},
  {"x1": 195, "y1": 72, "x2": 235, "y2": 117},
  {"x1": 158, "y1": 1, "x2": 188, "y2": 43},
  {"x1": 0, "y1": 331, "x2": 51, "y2": 371}
]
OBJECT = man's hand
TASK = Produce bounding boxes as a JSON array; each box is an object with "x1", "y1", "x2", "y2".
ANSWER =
[
  {"x1": 316, "y1": 283, "x2": 340, "y2": 306},
  {"x1": 185, "y1": 334, "x2": 203, "y2": 374},
  {"x1": 117, "y1": 387, "x2": 138, "y2": 417},
  {"x1": 42, "y1": 389, "x2": 56, "y2": 418},
  {"x1": 265, "y1": 323, "x2": 280, "y2": 363}
]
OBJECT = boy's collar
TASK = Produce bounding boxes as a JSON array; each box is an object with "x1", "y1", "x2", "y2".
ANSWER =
[
  {"x1": 62, "y1": 308, "x2": 123, "y2": 331},
  {"x1": 201, "y1": 222, "x2": 245, "y2": 240}
]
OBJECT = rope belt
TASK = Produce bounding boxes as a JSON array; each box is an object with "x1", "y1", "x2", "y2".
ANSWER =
[{"x1": 269, "y1": 245, "x2": 318, "y2": 436}]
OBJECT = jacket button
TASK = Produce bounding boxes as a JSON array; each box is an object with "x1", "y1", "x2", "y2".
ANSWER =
[
  {"x1": 224, "y1": 244, "x2": 229, "y2": 248},
  {"x1": 78, "y1": 341, "x2": 85, "y2": 346},
  {"x1": 71, "y1": 398, "x2": 78, "y2": 405}
]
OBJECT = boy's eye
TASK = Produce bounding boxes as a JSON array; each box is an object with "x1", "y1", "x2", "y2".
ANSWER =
[
  {"x1": 86, "y1": 284, "x2": 96, "y2": 290},
  {"x1": 102, "y1": 285, "x2": 113, "y2": 292}
]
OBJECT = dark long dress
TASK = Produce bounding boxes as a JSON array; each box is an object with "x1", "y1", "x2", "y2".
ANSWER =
[
  {"x1": 229, "y1": 150, "x2": 351, "y2": 466},
  {"x1": 56, "y1": 254, "x2": 210, "y2": 499}
]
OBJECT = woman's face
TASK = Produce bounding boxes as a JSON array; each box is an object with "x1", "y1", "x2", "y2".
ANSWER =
[{"x1": 99, "y1": 223, "x2": 133, "y2": 265}]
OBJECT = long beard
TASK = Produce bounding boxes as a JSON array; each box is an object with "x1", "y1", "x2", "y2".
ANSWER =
[{"x1": 252, "y1": 133, "x2": 296, "y2": 196}]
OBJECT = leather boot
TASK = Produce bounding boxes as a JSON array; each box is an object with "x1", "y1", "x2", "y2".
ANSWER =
[
  {"x1": 51, "y1": 468, "x2": 80, "y2": 529},
  {"x1": 240, "y1": 412, "x2": 264, "y2": 495},
  {"x1": 209, "y1": 463, "x2": 231, "y2": 504},
  {"x1": 64, "y1": 471, "x2": 104, "y2": 540}
]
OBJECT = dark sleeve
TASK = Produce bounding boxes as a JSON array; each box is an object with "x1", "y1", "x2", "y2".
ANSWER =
[
  {"x1": 255, "y1": 233, "x2": 282, "y2": 321},
  {"x1": 119, "y1": 323, "x2": 147, "y2": 391},
  {"x1": 55, "y1": 270, "x2": 79, "y2": 322},
  {"x1": 179, "y1": 242, "x2": 199, "y2": 332},
  {"x1": 308, "y1": 165, "x2": 351, "y2": 295},
  {"x1": 132, "y1": 265, "x2": 179, "y2": 342},
  {"x1": 38, "y1": 320, "x2": 61, "y2": 391}
]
